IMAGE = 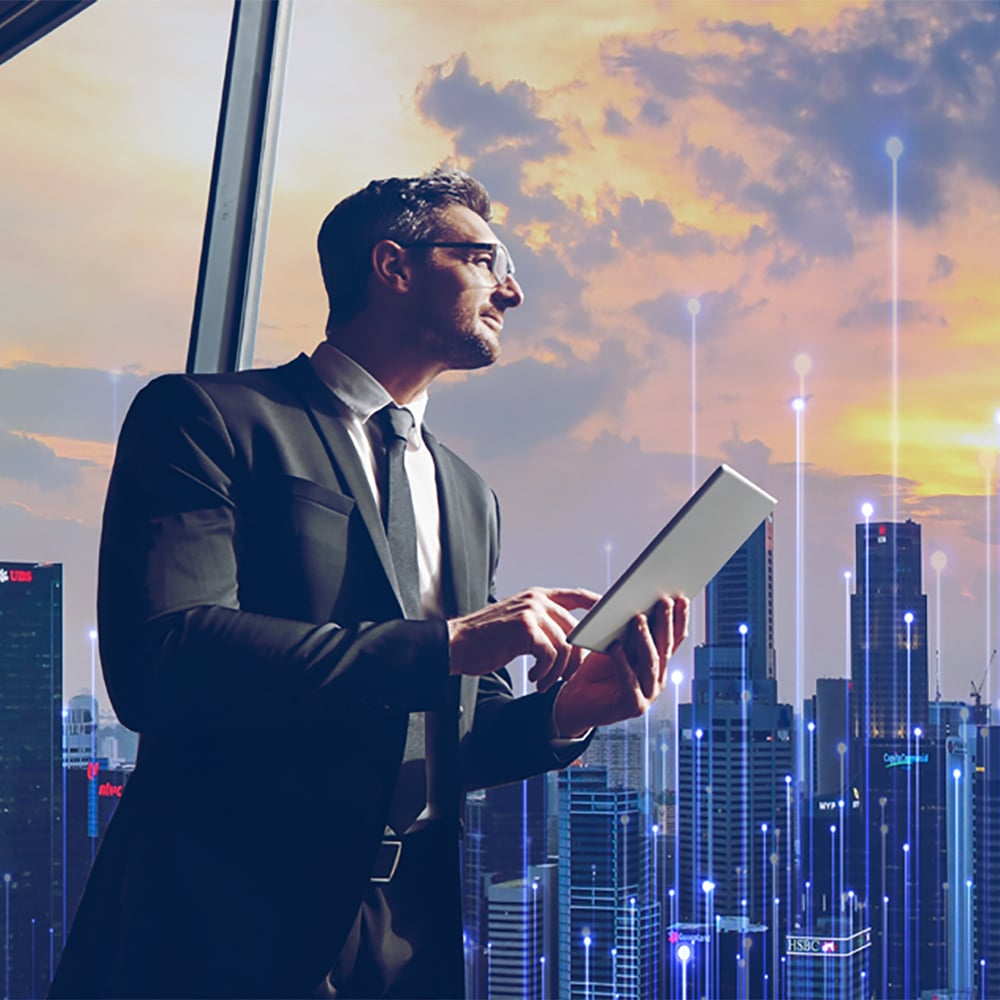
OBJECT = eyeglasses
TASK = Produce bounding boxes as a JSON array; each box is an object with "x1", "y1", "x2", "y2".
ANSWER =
[{"x1": 398, "y1": 241, "x2": 516, "y2": 286}]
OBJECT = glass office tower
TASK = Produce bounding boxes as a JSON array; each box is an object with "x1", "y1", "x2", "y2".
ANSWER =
[{"x1": 0, "y1": 561, "x2": 63, "y2": 999}]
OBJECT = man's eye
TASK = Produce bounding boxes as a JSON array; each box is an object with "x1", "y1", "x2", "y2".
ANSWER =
[{"x1": 473, "y1": 255, "x2": 493, "y2": 268}]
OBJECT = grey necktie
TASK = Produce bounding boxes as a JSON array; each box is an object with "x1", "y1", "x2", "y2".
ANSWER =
[
  {"x1": 375, "y1": 404, "x2": 421, "y2": 620},
  {"x1": 374, "y1": 403, "x2": 437, "y2": 833}
]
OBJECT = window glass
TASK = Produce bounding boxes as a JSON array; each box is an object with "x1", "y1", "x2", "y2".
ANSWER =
[{"x1": 0, "y1": 2, "x2": 230, "y2": 990}]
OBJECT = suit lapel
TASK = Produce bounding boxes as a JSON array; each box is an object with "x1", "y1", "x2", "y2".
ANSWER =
[{"x1": 278, "y1": 355, "x2": 408, "y2": 616}]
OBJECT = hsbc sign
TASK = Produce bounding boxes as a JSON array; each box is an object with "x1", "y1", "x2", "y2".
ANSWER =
[
  {"x1": 787, "y1": 928, "x2": 871, "y2": 958},
  {"x1": 788, "y1": 937, "x2": 838, "y2": 954}
]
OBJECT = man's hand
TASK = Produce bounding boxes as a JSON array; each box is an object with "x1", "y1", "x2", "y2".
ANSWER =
[
  {"x1": 447, "y1": 588, "x2": 600, "y2": 692},
  {"x1": 553, "y1": 595, "x2": 690, "y2": 738}
]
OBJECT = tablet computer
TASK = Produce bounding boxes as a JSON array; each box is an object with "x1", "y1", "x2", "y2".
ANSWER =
[{"x1": 567, "y1": 464, "x2": 777, "y2": 652}]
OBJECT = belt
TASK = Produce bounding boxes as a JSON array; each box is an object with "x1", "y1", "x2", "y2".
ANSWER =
[{"x1": 369, "y1": 837, "x2": 402, "y2": 884}]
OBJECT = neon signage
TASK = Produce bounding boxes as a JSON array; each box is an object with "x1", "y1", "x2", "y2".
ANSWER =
[
  {"x1": 789, "y1": 938, "x2": 839, "y2": 954},
  {"x1": 0, "y1": 568, "x2": 33, "y2": 583},
  {"x1": 85, "y1": 761, "x2": 124, "y2": 798},
  {"x1": 787, "y1": 928, "x2": 871, "y2": 958},
  {"x1": 884, "y1": 752, "x2": 928, "y2": 768}
]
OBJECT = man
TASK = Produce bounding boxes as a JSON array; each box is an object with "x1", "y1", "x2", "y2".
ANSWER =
[{"x1": 50, "y1": 168, "x2": 688, "y2": 999}]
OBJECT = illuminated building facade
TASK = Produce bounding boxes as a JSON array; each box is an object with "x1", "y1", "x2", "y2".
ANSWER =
[
  {"x1": 463, "y1": 774, "x2": 549, "y2": 995},
  {"x1": 849, "y1": 518, "x2": 942, "y2": 997},
  {"x1": 557, "y1": 766, "x2": 658, "y2": 1000},
  {"x1": 62, "y1": 763, "x2": 129, "y2": 939},
  {"x1": 0, "y1": 561, "x2": 63, "y2": 999},
  {"x1": 786, "y1": 924, "x2": 871, "y2": 999},
  {"x1": 850, "y1": 519, "x2": 928, "y2": 741},
  {"x1": 939, "y1": 712, "x2": 1000, "y2": 999},
  {"x1": 973, "y1": 722, "x2": 1000, "y2": 1000},
  {"x1": 677, "y1": 518, "x2": 793, "y2": 997},
  {"x1": 485, "y1": 863, "x2": 556, "y2": 999}
]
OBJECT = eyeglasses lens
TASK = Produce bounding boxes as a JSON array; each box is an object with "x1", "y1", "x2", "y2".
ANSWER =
[{"x1": 493, "y1": 244, "x2": 514, "y2": 284}]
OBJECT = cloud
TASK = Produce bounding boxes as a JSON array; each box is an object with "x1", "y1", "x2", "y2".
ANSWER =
[
  {"x1": 836, "y1": 296, "x2": 939, "y2": 329},
  {"x1": 741, "y1": 224, "x2": 773, "y2": 254},
  {"x1": 633, "y1": 286, "x2": 766, "y2": 342},
  {"x1": 694, "y1": 145, "x2": 749, "y2": 200},
  {"x1": 565, "y1": 193, "x2": 717, "y2": 268},
  {"x1": 931, "y1": 253, "x2": 955, "y2": 281},
  {"x1": 466, "y1": 145, "x2": 573, "y2": 227},
  {"x1": 0, "y1": 362, "x2": 152, "y2": 442},
  {"x1": 638, "y1": 98, "x2": 670, "y2": 127},
  {"x1": 742, "y1": 172, "x2": 854, "y2": 259},
  {"x1": 0, "y1": 428, "x2": 93, "y2": 489},
  {"x1": 605, "y1": 39, "x2": 696, "y2": 103},
  {"x1": 603, "y1": 106, "x2": 631, "y2": 135},
  {"x1": 429, "y1": 340, "x2": 634, "y2": 459},
  {"x1": 608, "y1": 4, "x2": 1000, "y2": 239},
  {"x1": 417, "y1": 54, "x2": 568, "y2": 160},
  {"x1": 613, "y1": 195, "x2": 717, "y2": 256},
  {"x1": 765, "y1": 249, "x2": 810, "y2": 282}
]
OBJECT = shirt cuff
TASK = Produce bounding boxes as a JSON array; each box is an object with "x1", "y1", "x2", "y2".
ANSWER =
[{"x1": 548, "y1": 695, "x2": 593, "y2": 745}]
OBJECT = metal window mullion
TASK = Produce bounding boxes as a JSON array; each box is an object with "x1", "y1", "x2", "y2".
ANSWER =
[{"x1": 187, "y1": 0, "x2": 293, "y2": 375}]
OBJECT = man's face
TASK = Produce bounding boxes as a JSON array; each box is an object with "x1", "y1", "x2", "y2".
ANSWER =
[{"x1": 406, "y1": 204, "x2": 524, "y2": 371}]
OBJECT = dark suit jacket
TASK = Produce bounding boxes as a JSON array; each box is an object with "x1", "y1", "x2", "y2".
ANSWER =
[{"x1": 50, "y1": 355, "x2": 588, "y2": 999}]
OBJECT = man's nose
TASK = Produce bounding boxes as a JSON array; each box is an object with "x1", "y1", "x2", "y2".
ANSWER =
[{"x1": 494, "y1": 274, "x2": 524, "y2": 308}]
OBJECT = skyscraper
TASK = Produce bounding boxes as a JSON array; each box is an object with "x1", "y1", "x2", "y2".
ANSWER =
[
  {"x1": 463, "y1": 774, "x2": 549, "y2": 994},
  {"x1": 677, "y1": 517, "x2": 794, "y2": 997},
  {"x1": 0, "y1": 561, "x2": 63, "y2": 999},
  {"x1": 849, "y1": 519, "x2": 939, "y2": 997},
  {"x1": 973, "y1": 720, "x2": 1000, "y2": 1000},
  {"x1": 485, "y1": 863, "x2": 557, "y2": 999},
  {"x1": 850, "y1": 519, "x2": 928, "y2": 740},
  {"x1": 558, "y1": 765, "x2": 659, "y2": 1000}
]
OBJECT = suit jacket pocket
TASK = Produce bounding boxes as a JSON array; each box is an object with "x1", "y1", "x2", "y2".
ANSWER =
[
  {"x1": 278, "y1": 475, "x2": 356, "y2": 516},
  {"x1": 243, "y1": 475, "x2": 357, "y2": 622}
]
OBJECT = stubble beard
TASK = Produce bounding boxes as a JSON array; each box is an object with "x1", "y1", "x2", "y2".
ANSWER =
[{"x1": 425, "y1": 310, "x2": 501, "y2": 372}]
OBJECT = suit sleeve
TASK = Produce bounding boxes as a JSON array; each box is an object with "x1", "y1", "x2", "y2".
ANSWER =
[{"x1": 98, "y1": 375, "x2": 449, "y2": 736}]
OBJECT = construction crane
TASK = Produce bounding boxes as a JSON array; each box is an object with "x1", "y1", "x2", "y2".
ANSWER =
[{"x1": 970, "y1": 648, "x2": 997, "y2": 709}]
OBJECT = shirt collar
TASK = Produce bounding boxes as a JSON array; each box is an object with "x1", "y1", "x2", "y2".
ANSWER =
[{"x1": 310, "y1": 340, "x2": 429, "y2": 435}]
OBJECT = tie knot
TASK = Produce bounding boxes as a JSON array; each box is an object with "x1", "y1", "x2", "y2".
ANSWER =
[{"x1": 376, "y1": 404, "x2": 415, "y2": 445}]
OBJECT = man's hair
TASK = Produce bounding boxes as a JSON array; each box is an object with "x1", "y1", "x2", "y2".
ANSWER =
[{"x1": 318, "y1": 166, "x2": 492, "y2": 326}]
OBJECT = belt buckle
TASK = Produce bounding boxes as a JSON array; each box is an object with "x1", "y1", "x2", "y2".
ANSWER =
[{"x1": 370, "y1": 837, "x2": 402, "y2": 884}]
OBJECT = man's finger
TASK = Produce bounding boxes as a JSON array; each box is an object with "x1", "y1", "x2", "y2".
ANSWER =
[
  {"x1": 544, "y1": 588, "x2": 602, "y2": 613},
  {"x1": 610, "y1": 640, "x2": 643, "y2": 715},
  {"x1": 525, "y1": 623, "x2": 558, "y2": 683},
  {"x1": 528, "y1": 610, "x2": 578, "y2": 690},
  {"x1": 531, "y1": 636, "x2": 571, "y2": 693},
  {"x1": 627, "y1": 613, "x2": 657, "y2": 700},
  {"x1": 537, "y1": 594, "x2": 593, "y2": 640},
  {"x1": 560, "y1": 644, "x2": 586, "y2": 682},
  {"x1": 649, "y1": 597, "x2": 674, "y2": 686},
  {"x1": 671, "y1": 596, "x2": 690, "y2": 657}
]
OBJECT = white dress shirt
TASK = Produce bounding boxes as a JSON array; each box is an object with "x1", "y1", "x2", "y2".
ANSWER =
[{"x1": 310, "y1": 340, "x2": 443, "y2": 618}]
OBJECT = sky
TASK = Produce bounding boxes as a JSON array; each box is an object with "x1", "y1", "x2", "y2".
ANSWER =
[{"x1": 1, "y1": 0, "x2": 999, "y2": 716}]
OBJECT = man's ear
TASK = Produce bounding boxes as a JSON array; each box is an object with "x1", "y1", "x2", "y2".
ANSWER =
[{"x1": 371, "y1": 239, "x2": 413, "y2": 296}]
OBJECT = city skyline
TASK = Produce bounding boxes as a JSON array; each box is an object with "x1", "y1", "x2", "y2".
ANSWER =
[{"x1": 2, "y1": 2, "x2": 999, "y2": 715}]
